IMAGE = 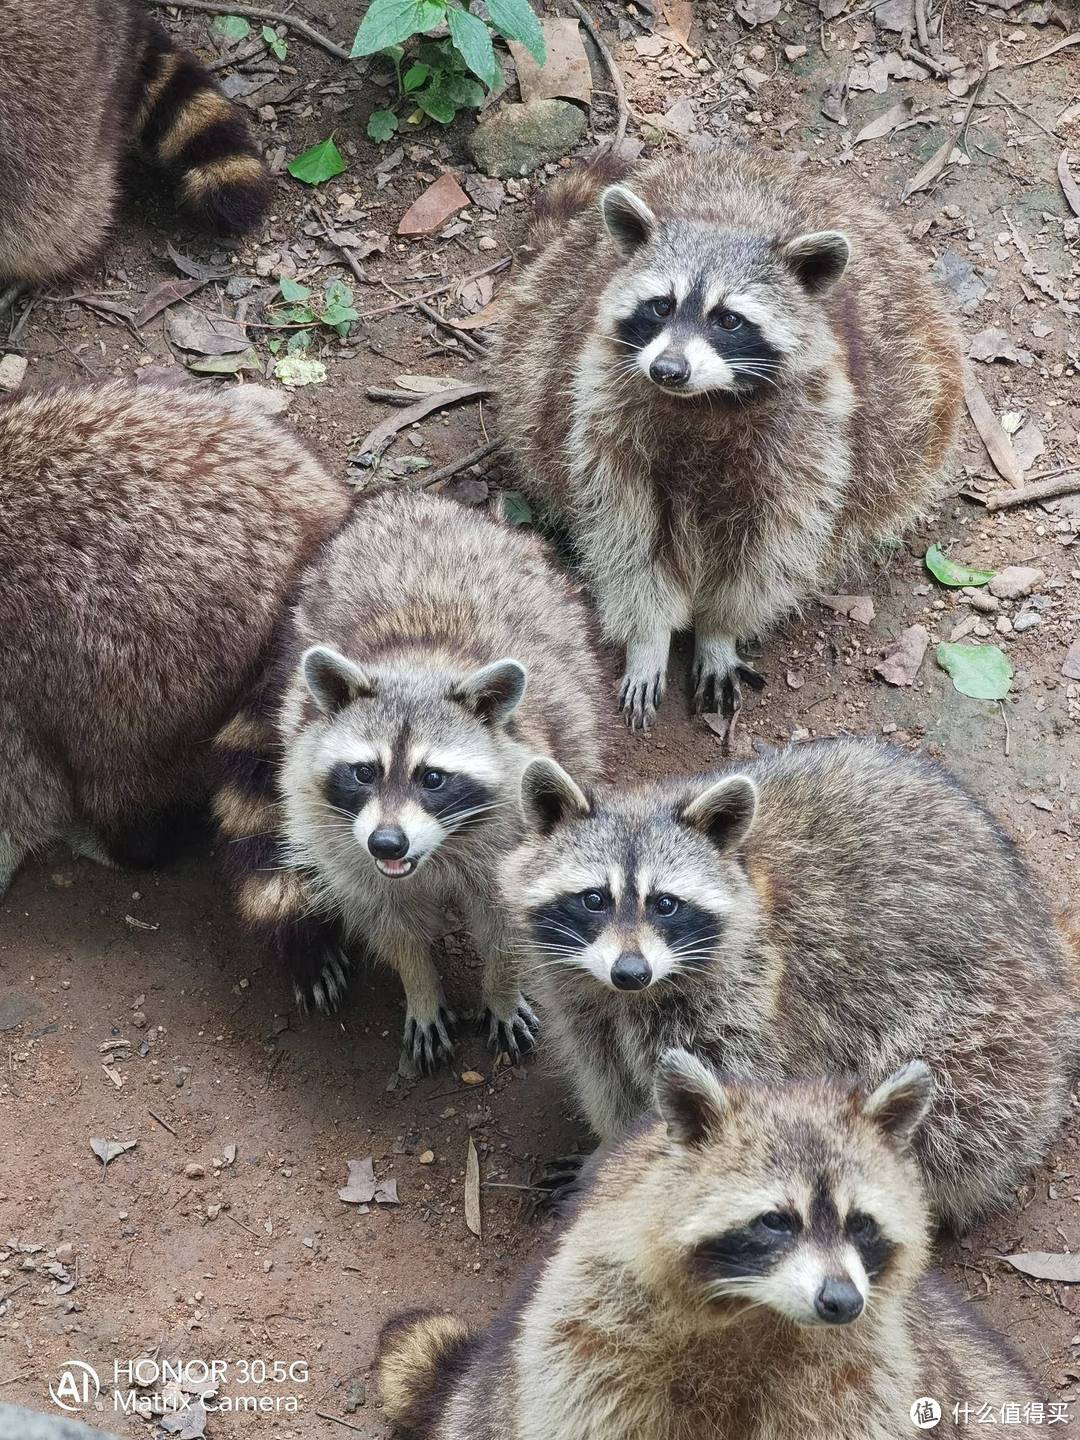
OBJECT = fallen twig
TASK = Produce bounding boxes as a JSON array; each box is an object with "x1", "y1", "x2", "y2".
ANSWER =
[
  {"x1": 224, "y1": 1211, "x2": 262, "y2": 1239},
  {"x1": 562, "y1": 0, "x2": 629, "y2": 149},
  {"x1": 315, "y1": 1412, "x2": 367, "y2": 1434},
  {"x1": 206, "y1": 34, "x2": 268, "y2": 70},
  {"x1": 357, "y1": 384, "x2": 493, "y2": 459},
  {"x1": 961, "y1": 365, "x2": 1023, "y2": 489},
  {"x1": 1013, "y1": 32, "x2": 1080, "y2": 69},
  {"x1": 312, "y1": 203, "x2": 368, "y2": 286},
  {"x1": 983, "y1": 470, "x2": 1080, "y2": 512},
  {"x1": 421, "y1": 439, "x2": 503, "y2": 489},
  {"x1": 148, "y1": 1108, "x2": 178, "y2": 1137},
  {"x1": 144, "y1": 0, "x2": 351, "y2": 60},
  {"x1": 380, "y1": 280, "x2": 490, "y2": 358},
  {"x1": 359, "y1": 258, "x2": 510, "y2": 320}
]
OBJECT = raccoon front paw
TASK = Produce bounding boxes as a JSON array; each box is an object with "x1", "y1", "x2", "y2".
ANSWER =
[
  {"x1": 618, "y1": 670, "x2": 665, "y2": 732},
  {"x1": 292, "y1": 945, "x2": 352, "y2": 1016},
  {"x1": 692, "y1": 648, "x2": 766, "y2": 717},
  {"x1": 481, "y1": 995, "x2": 539, "y2": 1062},
  {"x1": 404, "y1": 1004, "x2": 457, "y2": 1075}
]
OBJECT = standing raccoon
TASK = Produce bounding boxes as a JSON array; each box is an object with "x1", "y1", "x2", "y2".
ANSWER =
[
  {"x1": 503, "y1": 739, "x2": 1080, "y2": 1232},
  {"x1": 0, "y1": 0, "x2": 271, "y2": 308},
  {"x1": 0, "y1": 380, "x2": 349, "y2": 894},
  {"x1": 498, "y1": 150, "x2": 962, "y2": 728},
  {"x1": 378, "y1": 1053, "x2": 1045, "y2": 1439},
  {"x1": 215, "y1": 489, "x2": 604, "y2": 1070}
]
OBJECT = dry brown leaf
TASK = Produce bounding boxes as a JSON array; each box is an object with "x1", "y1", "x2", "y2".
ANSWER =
[
  {"x1": 961, "y1": 367, "x2": 1023, "y2": 489},
  {"x1": 821, "y1": 595, "x2": 876, "y2": 625},
  {"x1": 853, "y1": 97, "x2": 915, "y2": 144},
  {"x1": 901, "y1": 137, "x2": 953, "y2": 201},
  {"x1": 511, "y1": 19, "x2": 592, "y2": 105},
  {"x1": 397, "y1": 173, "x2": 470, "y2": 238},
  {"x1": 465, "y1": 1136, "x2": 482, "y2": 1239},
  {"x1": 660, "y1": 0, "x2": 696, "y2": 46},
  {"x1": 452, "y1": 296, "x2": 505, "y2": 330},
  {"x1": 1013, "y1": 32, "x2": 1079, "y2": 67},
  {"x1": 1058, "y1": 150, "x2": 1080, "y2": 219},
  {"x1": 135, "y1": 278, "x2": 206, "y2": 329},
  {"x1": 874, "y1": 625, "x2": 929, "y2": 686},
  {"x1": 997, "y1": 1251, "x2": 1080, "y2": 1282},
  {"x1": 734, "y1": 0, "x2": 781, "y2": 25}
]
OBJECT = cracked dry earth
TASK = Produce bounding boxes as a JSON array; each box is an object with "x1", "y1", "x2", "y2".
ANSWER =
[{"x1": 0, "y1": 0, "x2": 1078, "y2": 1434}]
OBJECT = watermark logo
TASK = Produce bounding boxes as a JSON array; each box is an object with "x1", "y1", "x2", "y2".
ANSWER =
[
  {"x1": 49, "y1": 1361, "x2": 102, "y2": 1413},
  {"x1": 912, "y1": 1398, "x2": 943, "y2": 1430}
]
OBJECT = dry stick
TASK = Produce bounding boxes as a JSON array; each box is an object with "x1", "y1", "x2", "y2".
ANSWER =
[
  {"x1": 315, "y1": 1412, "x2": 366, "y2": 1434},
  {"x1": 312, "y1": 203, "x2": 368, "y2": 286},
  {"x1": 224, "y1": 1211, "x2": 262, "y2": 1239},
  {"x1": 984, "y1": 471, "x2": 1080, "y2": 512},
  {"x1": 206, "y1": 35, "x2": 268, "y2": 70},
  {"x1": 421, "y1": 439, "x2": 504, "y2": 489},
  {"x1": 380, "y1": 280, "x2": 490, "y2": 359},
  {"x1": 357, "y1": 383, "x2": 493, "y2": 457},
  {"x1": 359, "y1": 258, "x2": 510, "y2": 321},
  {"x1": 988, "y1": 88, "x2": 1060, "y2": 143},
  {"x1": 144, "y1": 0, "x2": 351, "y2": 60},
  {"x1": 148, "y1": 1108, "x2": 178, "y2": 1137},
  {"x1": 562, "y1": 0, "x2": 629, "y2": 149}
]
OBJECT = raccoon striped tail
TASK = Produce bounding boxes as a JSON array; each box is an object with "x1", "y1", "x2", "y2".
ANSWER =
[
  {"x1": 377, "y1": 1311, "x2": 474, "y2": 1436},
  {"x1": 130, "y1": 19, "x2": 272, "y2": 233}
]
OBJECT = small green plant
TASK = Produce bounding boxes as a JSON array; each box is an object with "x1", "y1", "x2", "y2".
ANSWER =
[
  {"x1": 352, "y1": 0, "x2": 545, "y2": 137},
  {"x1": 268, "y1": 277, "x2": 361, "y2": 347},
  {"x1": 262, "y1": 24, "x2": 288, "y2": 59},
  {"x1": 287, "y1": 136, "x2": 348, "y2": 185}
]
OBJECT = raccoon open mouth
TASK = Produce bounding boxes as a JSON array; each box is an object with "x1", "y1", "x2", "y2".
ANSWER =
[{"x1": 375, "y1": 857, "x2": 417, "y2": 878}]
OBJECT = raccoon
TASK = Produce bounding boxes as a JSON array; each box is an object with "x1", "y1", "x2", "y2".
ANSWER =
[
  {"x1": 0, "y1": 0, "x2": 271, "y2": 310},
  {"x1": 502, "y1": 738, "x2": 1079, "y2": 1232},
  {"x1": 0, "y1": 379, "x2": 349, "y2": 895},
  {"x1": 215, "y1": 489, "x2": 604, "y2": 1070},
  {"x1": 378, "y1": 1053, "x2": 1045, "y2": 1439},
  {"x1": 497, "y1": 150, "x2": 963, "y2": 728}
]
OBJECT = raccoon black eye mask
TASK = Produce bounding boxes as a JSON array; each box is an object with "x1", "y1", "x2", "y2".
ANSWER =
[{"x1": 615, "y1": 282, "x2": 780, "y2": 397}]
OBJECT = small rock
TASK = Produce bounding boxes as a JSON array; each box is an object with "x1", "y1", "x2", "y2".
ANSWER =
[
  {"x1": 131, "y1": 1011, "x2": 148, "y2": 1029},
  {"x1": 54, "y1": 1244, "x2": 75, "y2": 1264},
  {"x1": 988, "y1": 565, "x2": 1044, "y2": 600},
  {"x1": 477, "y1": 236, "x2": 498, "y2": 251},
  {"x1": 1062, "y1": 639, "x2": 1080, "y2": 681},
  {"x1": 996, "y1": 615, "x2": 1014, "y2": 635},
  {"x1": 460, "y1": 1070, "x2": 485, "y2": 1086},
  {"x1": 967, "y1": 590, "x2": 1000, "y2": 613},
  {"x1": 0, "y1": 354, "x2": 28, "y2": 391},
  {"x1": 397, "y1": 172, "x2": 470, "y2": 238},
  {"x1": 874, "y1": 624, "x2": 929, "y2": 687},
  {"x1": 184, "y1": 1163, "x2": 206, "y2": 1180},
  {"x1": 784, "y1": 43, "x2": 808, "y2": 61},
  {"x1": 206, "y1": 1204, "x2": 221, "y2": 1221},
  {"x1": 1012, "y1": 610, "x2": 1041, "y2": 633},
  {"x1": 225, "y1": 275, "x2": 260, "y2": 300},
  {"x1": 418, "y1": 1150, "x2": 435, "y2": 1165},
  {"x1": 468, "y1": 100, "x2": 587, "y2": 179}
]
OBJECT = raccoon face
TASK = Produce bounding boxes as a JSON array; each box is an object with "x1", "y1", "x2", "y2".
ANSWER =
[
  {"x1": 651, "y1": 1052, "x2": 934, "y2": 1327},
  {"x1": 515, "y1": 761, "x2": 758, "y2": 990},
  {"x1": 597, "y1": 183, "x2": 850, "y2": 398},
  {"x1": 299, "y1": 646, "x2": 526, "y2": 879}
]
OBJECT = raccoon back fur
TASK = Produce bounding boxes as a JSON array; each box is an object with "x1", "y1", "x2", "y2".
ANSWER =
[
  {"x1": 503, "y1": 738, "x2": 1079, "y2": 1232},
  {"x1": 0, "y1": 380, "x2": 348, "y2": 893},
  {"x1": 377, "y1": 1054, "x2": 1045, "y2": 1439},
  {"x1": 497, "y1": 150, "x2": 963, "y2": 729},
  {"x1": 215, "y1": 489, "x2": 605, "y2": 1070},
  {"x1": 0, "y1": 0, "x2": 271, "y2": 295}
]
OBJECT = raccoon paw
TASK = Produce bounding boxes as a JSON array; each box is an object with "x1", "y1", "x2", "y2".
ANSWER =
[
  {"x1": 527, "y1": 1154, "x2": 588, "y2": 1220},
  {"x1": 404, "y1": 1004, "x2": 457, "y2": 1075},
  {"x1": 693, "y1": 657, "x2": 766, "y2": 716},
  {"x1": 618, "y1": 671, "x2": 665, "y2": 732},
  {"x1": 481, "y1": 995, "x2": 539, "y2": 1062},
  {"x1": 293, "y1": 946, "x2": 352, "y2": 1017}
]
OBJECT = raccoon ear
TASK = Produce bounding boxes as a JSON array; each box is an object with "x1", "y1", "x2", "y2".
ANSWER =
[
  {"x1": 861, "y1": 1060, "x2": 935, "y2": 1150},
  {"x1": 302, "y1": 645, "x2": 375, "y2": 715},
  {"x1": 654, "y1": 1049, "x2": 730, "y2": 1149},
  {"x1": 678, "y1": 775, "x2": 758, "y2": 855},
  {"x1": 780, "y1": 229, "x2": 851, "y2": 295},
  {"x1": 520, "y1": 757, "x2": 591, "y2": 836},
  {"x1": 600, "y1": 184, "x2": 656, "y2": 257},
  {"x1": 451, "y1": 658, "x2": 527, "y2": 727}
]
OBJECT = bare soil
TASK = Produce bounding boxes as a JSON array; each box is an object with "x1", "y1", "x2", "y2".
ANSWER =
[{"x1": 1, "y1": 0, "x2": 1078, "y2": 1434}]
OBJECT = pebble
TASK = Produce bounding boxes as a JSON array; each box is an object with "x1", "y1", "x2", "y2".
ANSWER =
[
  {"x1": 996, "y1": 616, "x2": 1014, "y2": 635},
  {"x1": 206, "y1": 1204, "x2": 221, "y2": 1221},
  {"x1": 784, "y1": 43, "x2": 808, "y2": 61},
  {"x1": 988, "y1": 565, "x2": 1044, "y2": 600},
  {"x1": 477, "y1": 236, "x2": 497, "y2": 251},
  {"x1": 184, "y1": 1163, "x2": 206, "y2": 1179},
  {"x1": 967, "y1": 590, "x2": 999, "y2": 613},
  {"x1": 0, "y1": 354, "x2": 28, "y2": 391},
  {"x1": 1012, "y1": 610, "x2": 1042, "y2": 633},
  {"x1": 418, "y1": 1150, "x2": 435, "y2": 1165}
]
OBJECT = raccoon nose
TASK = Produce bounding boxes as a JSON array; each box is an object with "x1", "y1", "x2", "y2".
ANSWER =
[
  {"x1": 611, "y1": 953, "x2": 652, "y2": 991},
  {"x1": 814, "y1": 1277, "x2": 864, "y2": 1325},
  {"x1": 368, "y1": 825, "x2": 409, "y2": 860},
  {"x1": 649, "y1": 352, "x2": 690, "y2": 388}
]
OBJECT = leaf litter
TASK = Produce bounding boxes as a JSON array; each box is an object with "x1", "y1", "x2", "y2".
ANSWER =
[{"x1": 339, "y1": 1157, "x2": 400, "y2": 1206}]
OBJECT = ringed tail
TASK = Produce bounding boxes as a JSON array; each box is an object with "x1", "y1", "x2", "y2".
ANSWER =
[
  {"x1": 130, "y1": 19, "x2": 272, "y2": 234},
  {"x1": 377, "y1": 1310, "x2": 473, "y2": 1435}
]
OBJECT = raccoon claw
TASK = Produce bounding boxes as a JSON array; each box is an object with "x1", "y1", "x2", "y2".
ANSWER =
[
  {"x1": 482, "y1": 996, "x2": 539, "y2": 1062},
  {"x1": 618, "y1": 672, "x2": 664, "y2": 732},
  {"x1": 405, "y1": 1005, "x2": 456, "y2": 1074},
  {"x1": 693, "y1": 662, "x2": 765, "y2": 717},
  {"x1": 527, "y1": 1154, "x2": 587, "y2": 1219},
  {"x1": 293, "y1": 946, "x2": 352, "y2": 1016}
]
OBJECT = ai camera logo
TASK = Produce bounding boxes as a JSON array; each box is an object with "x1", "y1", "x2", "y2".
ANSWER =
[
  {"x1": 50, "y1": 1361, "x2": 102, "y2": 1414},
  {"x1": 911, "y1": 1397, "x2": 942, "y2": 1429}
]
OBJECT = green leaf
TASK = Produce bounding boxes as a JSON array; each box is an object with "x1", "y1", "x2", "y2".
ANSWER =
[
  {"x1": 262, "y1": 26, "x2": 288, "y2": 58},
  {"x1": 287, "y1": 137, "x2": 348, "y2": 185},
  {"x1": 367, "y1": 108, "x2": 400, "y2": 142},
  {"x1": 324, "y1": 279, "x2": 354, "y2": 308},
  {"x1": 286, "y1": 329, "x2": 313, "y2": 354},
  {"x1": 273, "y1": 355, "x2": 328, "y2": 387},
  {"x1": 278, "y1": 276, "x2": 311, "y2": 302},
  {"x1": 936, "y1": 643, "x2": 1013, "y2": 700},
  {"x1": 351, "y1": 0, "x2": 447, "y2": 57},
  {"x1": 924, "y1": 543, "x2": 995, "y2": 588},
  {"x1": 417, "y1": 87, "x2": 458, "y2": 124},
  {"x1": 403, "y1": 62, "x2": 432, "y2": 91},
  {"x1": 486, "y1": 0, "x2": 545, "y2": 64},
  {"x1": 274, "y1": 303, "x2": 318, "y2": 326},
  {"x1": 321, "y1": 301, "x2": 360, "y2": 335},
  {"x1": 447, "y1": 6, "x2": 501, "y2": 88},
  {"x1": 440, "y1": 72, "x2": 486, "y2": 107},
  {"x1": 211, "y1": 14, "x2": 251, "y2": 39},
  {"x1": 501, "y1": 490, "x2": 534, "y2": 527}
]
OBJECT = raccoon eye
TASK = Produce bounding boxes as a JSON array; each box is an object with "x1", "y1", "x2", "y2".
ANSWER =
[
  {"x1": 353, "y1": 763, "x2": 376, "y2": 785},
  {"x1": 715, "y1": 310, "x2": 742, "y2": 331},
  {"x1": 653, "y1": 894, "x2": 679, "y2": 917},
  {"x1": 847, "y1": 1211, "x2": 878, "y2": 1241},
  {"x1": 420, "y1": 769, "x2": 446, "y2": 791},
  {"x1": 759, "y1": 1210, "x2": 797, "y2": 1234},
  {"x1": 650, "y1": 296, "x2": 674, "y2": 319},
  {"x1": 580, "y1": 890, "x2": 608, "y2": 913}
]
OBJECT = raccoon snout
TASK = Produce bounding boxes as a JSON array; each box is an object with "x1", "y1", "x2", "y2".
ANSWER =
[
  {"x1": 610, "y1": 953, "x2": 653, "y2": 991},
  {"x1": 368, "y1": 825, "x2": 409, "y2": 860},
  {"x1": 649, "y1": 352, "x2": 690, "y2": 388},
  {"x1": 813, "y1": 1276, "x2": 864, "y2": 1326}
]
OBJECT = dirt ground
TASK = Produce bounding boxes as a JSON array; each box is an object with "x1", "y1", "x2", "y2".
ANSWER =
[{"x1": 1, "y1": 0, "x2": 1079, "y2": 1433}]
